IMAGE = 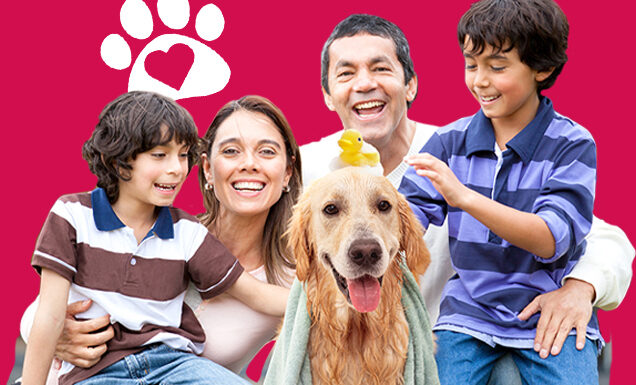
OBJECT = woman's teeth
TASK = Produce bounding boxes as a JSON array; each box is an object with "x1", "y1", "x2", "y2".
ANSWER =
[{"x1": 233, "y1": 181, "x2": 265, "y2": 191}]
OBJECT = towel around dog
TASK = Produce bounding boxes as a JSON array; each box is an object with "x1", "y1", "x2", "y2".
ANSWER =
[{"x1": 263, "y1": 262, "x2": 440, "y2": 385}]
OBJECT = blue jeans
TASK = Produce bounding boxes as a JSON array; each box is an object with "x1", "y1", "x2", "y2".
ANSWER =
[
  {"x1": 487, "y1": 353, "x2": 522, "y2": 385},
  {"x1": 435, "y1": 330, "x2": 599, "y2": 385},
  {"x1": 77, "y1": 344, "x2": 249, "y2": 385}
]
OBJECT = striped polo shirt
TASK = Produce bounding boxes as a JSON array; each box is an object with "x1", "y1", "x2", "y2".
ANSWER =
[
  {"x1": 399, "y1": 98, "x2": 601, "y2": 348},
  {"x1": 31, "y1": 188, "x2": 244, "y2": 385}
]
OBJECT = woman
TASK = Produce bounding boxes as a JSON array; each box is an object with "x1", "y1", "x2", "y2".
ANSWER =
[
  {"x1": 188, "y1": 95, "x2": 301, "y2": 372},
  {"x1": 18, "y1": 95, "x2": 302, "y2": 381}
]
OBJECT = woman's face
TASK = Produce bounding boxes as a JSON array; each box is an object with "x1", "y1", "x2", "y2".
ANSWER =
[{"x1": 203, "y1": 110, "x2": 292, "y2": 219}]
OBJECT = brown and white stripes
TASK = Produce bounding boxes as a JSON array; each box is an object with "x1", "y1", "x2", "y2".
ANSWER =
[{"x1": 30, "y1": 189, "x2": 244, "y2": 385}]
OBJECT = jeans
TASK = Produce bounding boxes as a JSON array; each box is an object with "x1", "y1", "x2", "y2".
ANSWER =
[
  {"x1": 77, "y1": 344, "x2": 249, "y2": 385},
  {"x1": 487, "y1": 353, "x2": 522, "y2": 385},
  {"x1": 435, "y1": 330, "x2": 598, "y2": 385}
]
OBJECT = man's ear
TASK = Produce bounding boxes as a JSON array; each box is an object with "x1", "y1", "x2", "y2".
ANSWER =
[
  {"x1": 406, "y1": 75, "x2": 418, "y2": 102},
  {"x1": 322, "y1": 87, "x2": 335, "y2": 111},
  {"x1": 535, "y1": 67, "x2": 554, "y2": 83}
]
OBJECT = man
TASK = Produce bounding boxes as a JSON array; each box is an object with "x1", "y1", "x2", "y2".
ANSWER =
[{"x1": 300, "y1": 13, "x2": 634, "y2": 382}]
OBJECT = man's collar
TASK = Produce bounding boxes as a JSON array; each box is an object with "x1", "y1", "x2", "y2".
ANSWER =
[
  {"x1": 91, "y1": 188, "x2": 174, "y2": 239},
  {"x1": 465, "y1": 97, "x2": 555, "y2": 163}
]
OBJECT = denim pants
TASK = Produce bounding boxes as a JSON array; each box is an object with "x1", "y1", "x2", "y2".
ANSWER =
[
  {"x1": 435, "y1": 330, "x2": 599, "y2": 385},
  {"x1": 77, "y1": 344, "x2": 249, "y2": 385}
]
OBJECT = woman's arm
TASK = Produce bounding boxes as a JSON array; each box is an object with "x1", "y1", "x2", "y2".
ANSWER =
[
  {"x1": 22, "y1": 269, "x2": 70, "y2": 385},
  {"x1": 226, "y1": 271, "x2": 289, "y2": 317}
]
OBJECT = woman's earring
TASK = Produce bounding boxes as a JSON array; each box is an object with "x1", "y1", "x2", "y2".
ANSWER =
[
  {"x1": 205, "y1": 182, "x2": 214, "y2": 191},
  {"x1": 282, "y1": 185, "x2": 290, "y2": 193}
]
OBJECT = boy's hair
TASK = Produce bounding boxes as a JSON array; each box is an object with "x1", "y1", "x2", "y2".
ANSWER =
[
  {"x1": 321, "y1": 14, "x2": 417, "y2": 108},
  {"x1": 82, "y1": 91, "x2": 199, "y2": 203},
  {"x1": 458, "y1": 0, "x2": 569, "y2": 92}
]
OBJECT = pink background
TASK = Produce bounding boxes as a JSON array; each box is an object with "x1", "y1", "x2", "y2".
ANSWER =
[{"x1": 3, "y1": 0, "x2": 634, "y2": 383}]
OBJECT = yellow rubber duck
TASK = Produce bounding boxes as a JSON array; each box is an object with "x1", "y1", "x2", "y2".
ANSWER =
[{"x1": 337, "y1": 129, "x2": 380, "y2": 167}]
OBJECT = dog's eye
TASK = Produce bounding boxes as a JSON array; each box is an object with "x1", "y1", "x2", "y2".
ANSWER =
[
  {"x1": 323, "y1": 204, "x2": 339, "y2": 216},
  {"x1": 377, "y1": 200, "x2": 391, "y2": 212}
]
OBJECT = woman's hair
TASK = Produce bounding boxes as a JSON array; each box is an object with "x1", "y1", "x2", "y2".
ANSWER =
[
  {"x1": 82, "y1": 91, "x2": 199, "y2": 203},
  {"x1": 198, "y1": 95, "x2": 302, "y2": 285}
]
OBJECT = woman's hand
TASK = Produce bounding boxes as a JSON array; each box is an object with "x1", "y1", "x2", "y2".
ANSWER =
[{"x1": 55, "y1": 300, "x2": 114, "y2": 368}]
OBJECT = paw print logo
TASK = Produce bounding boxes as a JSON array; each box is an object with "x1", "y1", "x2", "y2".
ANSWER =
[{"x1": 100, "y1": 0, "x2": 230, "y2": 100}]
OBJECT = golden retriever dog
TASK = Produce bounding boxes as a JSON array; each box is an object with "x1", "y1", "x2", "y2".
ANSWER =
[{"x1": 288, "y1": 167, "x2": 431, "y2": 385}]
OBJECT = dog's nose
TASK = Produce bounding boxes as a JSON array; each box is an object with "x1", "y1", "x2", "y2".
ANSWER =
[{"x1": 348, "y1": 239, "x2": 382, "y2": 267}]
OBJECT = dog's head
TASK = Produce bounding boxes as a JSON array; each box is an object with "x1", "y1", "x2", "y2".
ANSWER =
[{"x1": 288, "y1": 167, "x2": 429, "y2": 313}]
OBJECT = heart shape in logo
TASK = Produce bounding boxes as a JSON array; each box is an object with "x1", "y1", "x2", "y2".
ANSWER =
[{"x1": 144, "y1": 44, "x2": 195, "y2": 91}]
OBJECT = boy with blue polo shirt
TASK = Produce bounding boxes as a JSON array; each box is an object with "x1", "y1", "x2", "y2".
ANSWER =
[
  {"x1": 399, "y1": 0, "x2": 600, "y2": 383},
  {"x1": 21, "y1": 91, "x2": 288, "y2": 385}
]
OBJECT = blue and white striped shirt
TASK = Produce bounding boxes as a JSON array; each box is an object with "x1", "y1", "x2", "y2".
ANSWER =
[{"x1": 399, "y1": 98, "x2": 601, "y2": 347}]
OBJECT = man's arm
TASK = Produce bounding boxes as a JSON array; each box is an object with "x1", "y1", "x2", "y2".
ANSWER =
[
  {"x1": 21, "y1": 299, "x2": 114, "y2": 369},
  {"x1": 22, "y1": 269, "x2": 70, "y2": 385},
  {"x1": 567, "y1": 217, "x2": 634, "y2": 310}
]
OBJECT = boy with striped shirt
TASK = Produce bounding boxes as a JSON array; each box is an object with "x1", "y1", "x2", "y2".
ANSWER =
[
  {"x1": 22, "y1": 91, "x2": 287, "y2": 385},
  {"x1": 399, "y1": 0, "x2": 600, "y2": 383}
]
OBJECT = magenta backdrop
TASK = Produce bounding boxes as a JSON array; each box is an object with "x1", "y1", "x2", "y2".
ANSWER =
[{"x1": 3, "y1": 1, "x2": 634, "y2": 383}]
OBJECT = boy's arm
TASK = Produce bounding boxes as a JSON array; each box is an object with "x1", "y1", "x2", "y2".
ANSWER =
[
  {"x1": 226, "y1": 271, "x2": 290, "y2": 317},
  {"x1": 405, "y1": 153, "x2": 556, "y2": 258},
  {"x1": 518, "y1": 217, "x2": 634, "y2": 358},
  {"x1": 22, "y1": 268, "x2": 70, "y2": 385},
  {"x1": 398, "y1": 134, "x2": 450, "y2": 230},
  {"x1": 21, "y1": 298, "x2": 113, "y2": 368}
]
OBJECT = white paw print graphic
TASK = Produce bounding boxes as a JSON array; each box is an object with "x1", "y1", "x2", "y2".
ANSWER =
[{"x1": 100, "y1": 0, "x2": 230, "y2": 100}]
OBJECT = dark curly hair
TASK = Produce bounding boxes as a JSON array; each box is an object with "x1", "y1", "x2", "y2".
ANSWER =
[
  {"x1": 82, "y1": 91, "x2": 199, "y2": 203},
  {"x1": 458, "y1": 0, "x2": 569, "y2": 92}
]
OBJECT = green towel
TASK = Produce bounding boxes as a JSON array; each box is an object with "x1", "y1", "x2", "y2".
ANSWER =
[{"x1": 264, "y1": 262, "x2": 440, "y2": 385}]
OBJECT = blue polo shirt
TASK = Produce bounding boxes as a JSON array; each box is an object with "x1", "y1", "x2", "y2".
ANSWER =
[{"x1": 399, "y1": 98, "x2": 601, "y2": 348}]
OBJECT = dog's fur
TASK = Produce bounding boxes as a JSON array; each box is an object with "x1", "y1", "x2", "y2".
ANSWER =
[{"x1": 288, "y1": 168, "x2": 430, "y2": 385}]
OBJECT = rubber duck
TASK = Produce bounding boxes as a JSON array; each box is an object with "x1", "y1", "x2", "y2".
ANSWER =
[{"x1": 337, "y1": 129, "x2": 380, "y2": 167}]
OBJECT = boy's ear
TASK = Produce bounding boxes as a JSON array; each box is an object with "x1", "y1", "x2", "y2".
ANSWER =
[
  {"x1": 322, "y1": 87, "x2": 335, "y2": 111},
  {"x1": 535, "y1": 67, "x2": 555, "y2": 83}
]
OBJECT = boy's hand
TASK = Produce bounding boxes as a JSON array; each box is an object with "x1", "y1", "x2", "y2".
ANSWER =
[
  {"x1": 518, "y1": 278, "x2": 595, "y2": 358},
  {"x1": 55, "y1": 300, "x2": 114, "y2": 368},
  {"x1": 405, "y1": 153, "x2": 470, "y2": 208}
]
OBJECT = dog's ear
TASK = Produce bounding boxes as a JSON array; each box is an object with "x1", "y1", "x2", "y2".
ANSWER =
[
  {"x1": 396, "y1": 192, "x2": 430, "y2": 279},
  {"x1": 287, "y1": 192, "x2": 314, "y2": 282}
]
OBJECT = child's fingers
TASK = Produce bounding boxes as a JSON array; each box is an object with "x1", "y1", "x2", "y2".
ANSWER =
[{"x1": 404, "y1": 153, "x2": 435, "y2": 166}]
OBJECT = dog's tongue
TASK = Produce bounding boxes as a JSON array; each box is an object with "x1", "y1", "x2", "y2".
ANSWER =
[{"x1": 346, "y1": 275, "x2": 381, "y2": 312}]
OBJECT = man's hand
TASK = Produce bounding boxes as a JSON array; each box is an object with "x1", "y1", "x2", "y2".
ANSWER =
[
  {"x1": 518, "y1": 278, "x2": 595, "y2": 358},
  {"x1": 55, "y1": 300, "x2": 114, "y2": 368}
]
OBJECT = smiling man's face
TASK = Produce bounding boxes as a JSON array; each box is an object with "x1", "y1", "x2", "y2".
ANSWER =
[{"x1": 323, "y1": 33, "x2": 417, "y2": 149}]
